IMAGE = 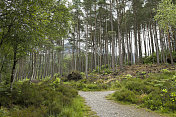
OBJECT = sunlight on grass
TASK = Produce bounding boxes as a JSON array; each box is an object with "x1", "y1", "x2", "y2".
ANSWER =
[{"x1": 58, "y1": 96, "x2": 98, "y2": 117}]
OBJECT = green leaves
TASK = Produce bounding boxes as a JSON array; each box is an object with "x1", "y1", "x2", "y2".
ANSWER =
[
  {"x1": 154, "y1": 0, "x2": 176, "y2": 31},
  {"x1": 0, "y1": 0, "x2": 72, "y2": 84}
]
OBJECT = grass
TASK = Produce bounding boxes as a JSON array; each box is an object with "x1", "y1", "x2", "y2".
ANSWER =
[
  {"x1": 108, "y1": 71, "x2": 176, "y2": 117},
  {"x1": 58, "y1": 95, "x2": 98, "y2": 117},
  {"x1": 107, "y1": 92, "x2": 176, "y2": 117},
  {"x1": 0, "y1": 77, "x2": 99, "y2": 117}
]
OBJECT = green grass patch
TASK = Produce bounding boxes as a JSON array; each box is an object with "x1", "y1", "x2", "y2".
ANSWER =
[
  {"x1": 64, "y1": 78, "x2": 121, "y2": 91},
  {"x1": 58, "y1": 96, "x2": 98, "y2": 117},
  {"x1": 0, "y1": 77, "x2": 99, "y2": 117},
  {"x1": 110, "y1": 71, "x2": 176, "y2": 116}
]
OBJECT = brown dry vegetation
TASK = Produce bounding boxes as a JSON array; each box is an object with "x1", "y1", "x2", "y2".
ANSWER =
[{"x1": 114, "y1": 64, "x2": 176, "y2": 77}]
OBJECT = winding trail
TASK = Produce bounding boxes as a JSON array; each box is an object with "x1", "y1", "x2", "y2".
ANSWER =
[{"x1": 79, "y1": 91, "x2": 165, "y2": 117}]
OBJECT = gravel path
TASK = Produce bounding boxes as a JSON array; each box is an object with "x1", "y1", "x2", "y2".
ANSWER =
[{"x1": 79, "y1": 91, "x2": 165, "y2": 117}]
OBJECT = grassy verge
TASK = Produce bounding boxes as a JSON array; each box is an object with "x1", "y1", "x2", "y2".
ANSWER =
[
  {"x1": 0, "y1": 78, "x2": 97, "y2": 117},
  {"x1": 108, "y1": 70, "x2": 176, "y2": 117},
  {"x1": 63, "y1": 77, "x2": 121, "y2": 91},
  {"x1": 58, "y1": 95, "x2": 98, "y2": 117},
  {"x1": 107, "y1": 94, "x2": 175, "y2": 117}
]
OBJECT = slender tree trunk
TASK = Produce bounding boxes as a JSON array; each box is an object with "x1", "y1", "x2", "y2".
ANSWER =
[
  {"x1": 167, "y1": 27, "x2": 174, "y2": 65},
  {"x1": 85, "y1": 20, "x2": 88, "y2": 79},
  {"x1": 126, "y1": 32, "x2": 131, "y2": 65},
  {"x1": 105, "y1": 19, "x2": 108, "y2": 66},
  {"x1": 30, "y1": 52, "x2": 36, "y2": 82},
  {"x1": 122, "y1": 34, "x2": 125, "y2": 64},
  {"x1": 154, "y1": 23, "x2": 160, "y2": 64},
  {"x1": 149, "y1": 22, "x2": 155, "y2": 63},
  {"x1": 143, "y1": 26, "x2": 147, "y2": 57},
  {"x1": 51, "y1": 49, "x2": 54, "y2": 78},
  {"x1": 138, "y1": 25, "x2": 142, "y2": 63},
  {"x1": 110, "y1": 0, "x2": 115, "y2": 72},
  {"x1": 94, "y1": 9, "x2": 97, "y2": 70},
  {"x1": 159, "y1": 29, "x2": 166, "y2": 63},
  {"x1": 10, "y1": 46, "x2": 17, "y2": 90},
  {"x1": 116, "y1": 0, "x2": 123, "y2": 70}
]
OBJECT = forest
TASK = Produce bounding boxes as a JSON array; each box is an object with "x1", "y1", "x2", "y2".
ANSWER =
[{"x1": 0, "y1": 0, "x2": 176, "y2": 117}]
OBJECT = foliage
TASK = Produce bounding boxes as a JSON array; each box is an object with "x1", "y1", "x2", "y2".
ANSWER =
[
  {"x1": 142, "y1": 52, "x2": 176, "y2": 64},
  {"x1": 143, "y1": 91, "x2": 163, "y2": 110},
  {"x1": 113, "y1": 88, "x2": 137, "y2": 103},
  {"x1": 154, "y1": 0, "x2": 176, "y2": 32},
  {"x1": 0, "y1": 79, "x2": 78, "y2": 117},
  {"x1": 0, "y1": 0, "x2": 71, "y2": 86},
  {"x1": 111, "y1": 71, "x2": 176, "y2": 115},
  {"x1": 125, "y1": 78, "x2": 156, "y2": 95},
  {"x1": 66, "y1": 79, "x2": 109, "y2": 91},
  {"x1": 67, "y1": 71, "x2": 83, "y2": 81},
  {"x1": 110, "y1": 80, "x2": 122, "y2": 89},
  {"x1": 142, "y1": 53, "x2": 161, "y2": 64},
  {"x1": 57, "y1": 96, "x2": 96, "y2": 117},
  {"x1": 160, "y1": 69, "x2": 171, "y2": 74},
  {"x1": 92, "y1": 65, "x2": 112, "y2": 75}
]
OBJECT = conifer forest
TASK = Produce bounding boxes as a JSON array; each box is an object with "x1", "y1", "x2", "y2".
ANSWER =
[{"x1": 0, "y1": 0, "x2": 176, "y2": 117}]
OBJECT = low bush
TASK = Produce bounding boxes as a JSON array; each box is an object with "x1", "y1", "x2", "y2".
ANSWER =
[
  {"x1": 0, "y1": 78, "x2": 78, "y2": 117},
  {"x1": 143, "y1": 91, "x2": 163, "y2": 111},
  {"x1": 92, "y1": 65, "x2": 112, "y2": 75},
  {"x1": 9, "y1": 105, "x2": 47, "y2": 117},
  {"x1": 67, "y1": 71, "x2": 83, "y2": 81},
  {"x1": 125, "y1": 79, "x2": 155, "y2": 95},
  {"x1": 113, "y1": 88, "x2": 137, "y2": 103},
  {"x1": 110, "y1": 80, "x2": 122, "y2": 89},
  {"x1": 111, "y1": 71, "x2": 176, "y2": 115}
]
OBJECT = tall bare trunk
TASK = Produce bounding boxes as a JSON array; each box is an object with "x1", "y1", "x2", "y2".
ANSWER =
[
  {"x1": 10, "y1": 45, "x2": 17, "y2": 90},
  {"x1": 85, "y1": 20, "x2": 88, "y2": 79},
  {"x1": 167, "y1": 27, "x2": 174, "y2": 65},
  {"x1": 116, "y1": 0, "x2": 123, "y2": 70},
  {"x1": 110, "y1": 0, "x2": 115, "y2": 72}
]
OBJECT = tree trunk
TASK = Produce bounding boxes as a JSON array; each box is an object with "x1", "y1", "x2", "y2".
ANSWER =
[
  {"x1": 138, "y1": 25, "x2": 142, "y2": 63},
  {"x1": 159, "y1": 29, "x2": 166, "y2": 63},
  {"x1": 85, "y1": 20, "x2": 89, "y2": 79},
  {"x1": 116, "y1": 0, "x2": 123, "y2": 70},
  {"x1": 154, "y1": 23, "x2": 160, "y2": 64},
  {"x1": 149, "y1": 22, "x2": 155, "y2": 63},
  {"x1": 167, "y1": 27, "x2": 174, "y2": 65},
  {"x1": 10, "y1": 46, "x2": 18, "y2": 90},
  {"x1": 110, "y1": 0, "x2": 115, "y2": 72}
]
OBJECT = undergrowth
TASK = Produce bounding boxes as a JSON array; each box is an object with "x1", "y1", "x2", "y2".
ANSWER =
[
  {"x1": 0, "y1": 78, "x2": 94, "y2": 117},
  {"x1": 111, "y1": 70, "x2": 176, "y2": 116}
]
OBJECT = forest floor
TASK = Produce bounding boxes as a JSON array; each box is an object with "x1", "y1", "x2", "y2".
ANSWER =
[
  {"x1": 96, "y1": 64, "x2": 176, "y2": 83},
  {"x1": 116, "y1": 64, "x2": 176, "y2": 75},
  {"x1": 76, "y1": 64, "x2": 176, "y2": 117},
  {"x1": 79, "y1": 91, "x2": 166, "y2": 117},
  {"x1": 107, "y1": 64, "x2": 176, "y2": 78}
]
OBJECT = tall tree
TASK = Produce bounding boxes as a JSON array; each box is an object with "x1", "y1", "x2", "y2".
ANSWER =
[{"x1": 154, "y1": 0, "x2": 176, "y2": 65}]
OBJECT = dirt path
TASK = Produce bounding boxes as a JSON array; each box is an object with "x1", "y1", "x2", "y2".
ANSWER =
[{"x1": 79, "y1": 91, "x2": 165, "y2": 117}]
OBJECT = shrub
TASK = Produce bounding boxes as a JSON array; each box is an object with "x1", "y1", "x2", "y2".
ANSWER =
[
  {"x1": 142, "y1": 53, "x2": 157, "y2": 64},
  {"x1": 0, "y1": 80, "x2": 78, "y2": 117},
  {"x1": 125, "y1": 79, "x2": 155, "y2": 95},
  {"x1": 75, "y1": 82, "x2": 87, "y2": 90},
  {"x1": 92, "y1": 65, "x2": 112, "y2": 75},
  {"x1": 113, "y1": 88, "x2": 137, "y2": 103},
  {"x1": 10, "y1": 106, "x2": 47, "y2": 117},
  {"x1": 143, "y1": 91, "x2": 163, "y2": 110},
  {"x1": 110, "y1": 80, "x2": 121, "y2": 89},
  {"x1": 98, "y1": 83, "x2": 108, "y2": 90},
  {"x1": 160, "y1": 69, "x2": 171, "y2": 74},
  {"x1": 67, "y1": 71, "x2": 82, "y2": 81},
  {"x1": 86, "y1": 84, "x2": 99, "y2": 90}
]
